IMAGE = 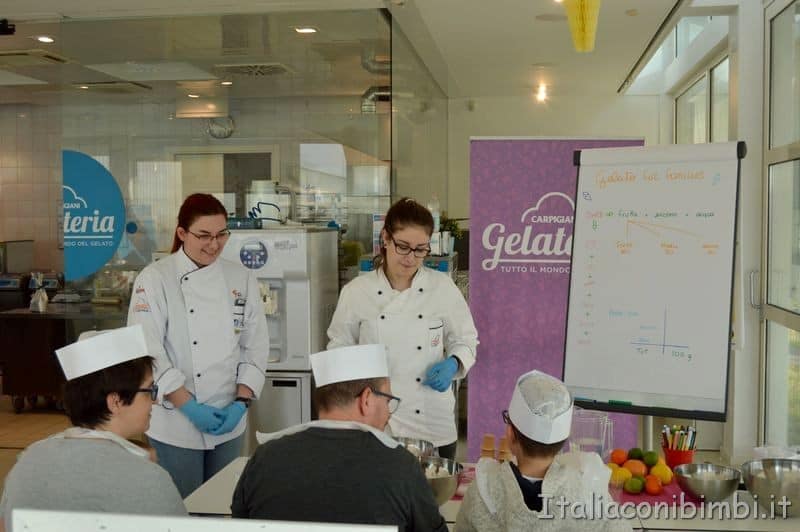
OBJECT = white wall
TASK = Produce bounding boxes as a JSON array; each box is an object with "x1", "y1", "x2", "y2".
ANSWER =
[{"x1": 446, "y1": 93, "x2": 663, "y2": 219}]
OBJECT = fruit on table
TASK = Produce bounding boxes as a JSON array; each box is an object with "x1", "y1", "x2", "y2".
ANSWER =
[
  {"x1": 628, "y1": 447, "x2": 644, "y2": 461},
  {"x1": 607, "y1": 462, "x2": 619, "y2": 471},
  {"x1": 643, "y1": 450, "x2": 659, "y2": 467},
  {"x1": 644, "y1": 475, "x2": 663, "y2": 495},
  {"x1": 649, "y1": 463, "x2": 673, "y2": 485},
  {"x1": 610, "y1": 466, "x2": 632, "y2": 488},
  {"x1": 623, "y1": 476, "x2": 644, "y2": 494},
  {"x1": 610, "y1": 448, "x2": 628, "y2": 466},
  {"x1": 622, "y1": 459, "x2": 647, "y2": 478}
]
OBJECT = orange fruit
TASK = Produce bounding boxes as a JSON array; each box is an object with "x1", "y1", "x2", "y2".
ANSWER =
[
  {"x1": 610, "y1": 448, "x2": 628, "y2": 466},
  {"x1": 645, "y1": 476, "x2": 663, "y2": 495},
  {"x1": 622, "y1": 459, "x2": 647, "y2": 478}
]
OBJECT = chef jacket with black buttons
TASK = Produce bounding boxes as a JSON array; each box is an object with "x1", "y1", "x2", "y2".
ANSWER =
[
  {"x1": 327, "y1": 266, "x2": 478, "y2": 446},
  {"x1": 127, "y1": 248, "x2": 269, "y2": 450}
]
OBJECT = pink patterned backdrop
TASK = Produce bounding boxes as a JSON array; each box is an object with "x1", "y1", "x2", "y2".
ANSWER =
[{"x1": 467, "y1": 138, "x2": 643, "y2": 461}]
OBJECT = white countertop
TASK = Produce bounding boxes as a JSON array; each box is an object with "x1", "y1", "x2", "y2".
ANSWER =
[{"x1": 184, "y1": 456, "x2": 800, "y2": 532}]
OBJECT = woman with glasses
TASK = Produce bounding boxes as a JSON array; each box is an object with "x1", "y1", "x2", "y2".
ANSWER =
[
  {"x1": 327, "y1": 197, "x2": 478, "y2": 460},
  {"x1": 0, "y1": 326, "x2": 186, "y2": 532},
  {"x1": 127, "y1": 193, "x2": 269, "y2": 497}
]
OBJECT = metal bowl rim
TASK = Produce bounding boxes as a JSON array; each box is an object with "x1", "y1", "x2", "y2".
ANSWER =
[{"x1": 674, "y1": 463, "x2": 741, "y2": 480}]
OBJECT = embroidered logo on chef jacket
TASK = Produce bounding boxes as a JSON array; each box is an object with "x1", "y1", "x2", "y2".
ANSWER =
[
  {"x1": 430, "y1": 331, "x2": 441, "y2": 348},
  {"x1": 133, "y1": 295, "x2": 150, "y2": 313},
  {"x1": 233, "y1": 297, "x2": 246, "y2": 332}
]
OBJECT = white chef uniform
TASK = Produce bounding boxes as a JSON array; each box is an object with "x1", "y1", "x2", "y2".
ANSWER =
[
  {"x1": 327, "y1": 266, "x2": 478, "y2": 446},
  {"x1": 127, "y1": 247, "x2": 269, "y2": 450}
]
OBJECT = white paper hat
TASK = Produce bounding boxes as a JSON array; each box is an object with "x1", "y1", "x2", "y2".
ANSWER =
[
  {"x1": 311, "y1": 344, "x2": 389, "y2": 387},
  {"x1": 507, "y1": 370, "x2": 573, "y2": 444},
  {"x1": 56, "y1": 324, "x2": 149, "y2": 381}
]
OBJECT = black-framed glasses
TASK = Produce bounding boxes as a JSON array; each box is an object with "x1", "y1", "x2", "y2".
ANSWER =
[
  {"x1": 136, "y1": 385, "x2": 158, "y2": 401},
  {"x1": 388, "y1": 235, "x2": 431, "y2": 258},
  {"x1": 502, "y1": 409, "x2": 511, "y2": 425},
  {"x1": 356, "y1": 387, "x2": 401, "y2": 414},
  {"x1": 186, "y1": 229, "x2": 231, "y2": 244}
]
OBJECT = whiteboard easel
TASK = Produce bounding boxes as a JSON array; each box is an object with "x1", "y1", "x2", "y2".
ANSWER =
[{"x1": 563, "y1": 142, "x2": 745, "y2": 422}]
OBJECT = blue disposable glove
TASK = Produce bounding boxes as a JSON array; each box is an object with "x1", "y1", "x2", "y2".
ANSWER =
[
  {"x1": 179, "y1": 398, "x2": 226, "y2": 433},
  {"x1": 423, "y1": 357, "x2": 459, "y2": 392},
  {"x1": 209, "y1": 401, "x2": 247, "y2": 435}
]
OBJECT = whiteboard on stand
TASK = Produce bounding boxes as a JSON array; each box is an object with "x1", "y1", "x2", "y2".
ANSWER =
[{"x1": 563, "y1": 141, "x2": 745, "y2": 421}]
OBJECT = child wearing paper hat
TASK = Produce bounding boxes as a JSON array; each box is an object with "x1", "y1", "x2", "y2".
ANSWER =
[
  {"x1": 0, "y1": 325, "x2": 186, "y2": 532},
  {"x1": 232, "y1": 344, "x2": 447, "y2": 531},
  {"x1": 454, "y1": 370, "x2": 632, "y2": 532}
]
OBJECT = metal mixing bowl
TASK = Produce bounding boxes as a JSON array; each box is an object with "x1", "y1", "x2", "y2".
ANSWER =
[
  {"x1": 420, "y1": 456, "x2": 463, "y2": 506},
  {"x1": 674, "y1": 463, "x2": 740, "y2": 502},
  {"x1": 394, "y1": 437, "x2": 435, "y2": 459},
  {"x1": 741, "y1": 459, "x2": 800, "y2": 518}
]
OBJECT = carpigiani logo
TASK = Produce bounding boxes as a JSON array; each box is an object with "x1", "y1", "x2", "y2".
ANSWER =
[
  {"x1": 62, "y1": 185, "x2": 117, "y2": 245},
  {"x1": 481, "y1": 192, "x2": 574, "y2": 273},
  {"x1": 62, "y1": 150, "x2": 126, "y2": 281}
]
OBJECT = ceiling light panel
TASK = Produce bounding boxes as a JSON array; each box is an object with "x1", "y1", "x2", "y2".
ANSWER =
[{"x1": 85, "y1": 61, "x2": 216, "y2": 82}]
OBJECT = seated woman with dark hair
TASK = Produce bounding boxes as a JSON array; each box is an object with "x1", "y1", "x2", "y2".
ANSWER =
[{"x1": 0, "y1": 325, "x2": 186, "y2": 532}]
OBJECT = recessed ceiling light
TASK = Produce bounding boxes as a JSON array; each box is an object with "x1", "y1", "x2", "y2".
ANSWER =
[
  {"x1": 188, "y1": 94, "x2": 200, "y2": 98},
  {"x1": 220, "y1": 81, "x2": 233, "y2": 86},
  {"x1": 35, "y1": 35, "x2": 55, "y2": 43},
  {"x1": 294, "y1": 26, "x2": 318, "y2": 34},
  {"x1": 78, "y1": 85, "x2": 89, "y2": 90},
  {"x1": 536, "y1": 84, "x2": 547, "y2": 103}
]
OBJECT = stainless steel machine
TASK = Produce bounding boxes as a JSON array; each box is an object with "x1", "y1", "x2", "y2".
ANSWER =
[{"x1": 222, "y1": 226, "x2": 338, "y2": 453}]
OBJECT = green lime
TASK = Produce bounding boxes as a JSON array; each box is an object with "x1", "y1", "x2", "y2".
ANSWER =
[
  {"x1": 643, "y1": 451, "x2": 659, "y2": 467},
  {"x1": 628, "y1": 447, "x2": 644, "y2": 461},
  {"x1": 623, "y1": 476, "x2": 644, "y2": 494}
]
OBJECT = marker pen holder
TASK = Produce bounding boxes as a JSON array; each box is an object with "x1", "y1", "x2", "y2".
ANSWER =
[{"x1": 663, "y1": 446, "x2": 694, "y2": 470}]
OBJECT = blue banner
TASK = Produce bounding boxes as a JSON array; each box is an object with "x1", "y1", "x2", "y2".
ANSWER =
[{"x1": 62, "y1": 150, "x2": 125, "y2": 281}]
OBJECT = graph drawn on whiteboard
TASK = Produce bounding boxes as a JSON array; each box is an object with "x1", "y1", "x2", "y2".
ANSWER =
[{"x1": 629, "y1": 307, "x2": 690, "y2": 359}]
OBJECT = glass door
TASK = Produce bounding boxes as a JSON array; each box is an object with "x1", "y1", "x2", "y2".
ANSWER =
[{"x1": 763, "y1": 0, "x2": 800, "y2": 448}]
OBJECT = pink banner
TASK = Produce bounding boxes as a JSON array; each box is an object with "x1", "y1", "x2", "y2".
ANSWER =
[{"x1": 468, "y1": 138, "x2": 643, "y2": 461}]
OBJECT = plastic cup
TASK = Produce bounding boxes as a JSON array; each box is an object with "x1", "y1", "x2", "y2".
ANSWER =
[
  {"x1": 481, "y1": 433, "x2": 496, "y2": 459},
  {"x1": 663, "y1": 446, "x2": 695, "y2": 470}
]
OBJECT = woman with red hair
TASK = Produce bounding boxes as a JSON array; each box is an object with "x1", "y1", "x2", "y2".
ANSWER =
[{"x1": 127, "y1": 193, "x2": 269, "y2": 497}]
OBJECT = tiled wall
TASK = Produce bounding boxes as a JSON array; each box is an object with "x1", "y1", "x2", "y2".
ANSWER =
[{"x1": 0, "y1": 104, "x2": 63, "y2": 271}]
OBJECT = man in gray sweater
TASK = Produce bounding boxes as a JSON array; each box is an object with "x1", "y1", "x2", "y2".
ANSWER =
[{"x1": 231, "y1": 344, "x2": 447, "y2": 531}]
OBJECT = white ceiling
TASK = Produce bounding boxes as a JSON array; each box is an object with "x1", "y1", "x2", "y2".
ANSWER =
[{"x1": 0, "y1": 0, "x2": 681, "y2": 101}]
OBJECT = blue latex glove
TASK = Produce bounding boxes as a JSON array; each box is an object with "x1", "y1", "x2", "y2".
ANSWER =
[
  {"x1": 423, "y1": 357, "x2": 459, "y2": 392},
  {"x1": 179, "y1": 398, "x2": 226, "y2": 433},
  {"x1": 209, "y1": 401, "x2": 247, "y2": 435}
]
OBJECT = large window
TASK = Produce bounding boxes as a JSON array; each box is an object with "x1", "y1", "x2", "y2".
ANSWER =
[
  {"x1": 675, "y1": 56, "x2": 729, "y2": 145},
  {"x1": 676, "y1": 76, "x2": 707, "y2": 144},
  {"x1": 711, "y1": 58, "x2": 730, "y2": 142},
  {"x1": 764, "y1": 0, "x2": 800, "y2": 448}
]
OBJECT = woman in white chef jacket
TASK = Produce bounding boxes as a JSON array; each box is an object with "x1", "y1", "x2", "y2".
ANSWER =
[
  {"x1": 127, "y1": 193, "x2": 269, "y2": 498},
  {"x1": 327, "y1": 197, "x2": 478, "y2": 459}
]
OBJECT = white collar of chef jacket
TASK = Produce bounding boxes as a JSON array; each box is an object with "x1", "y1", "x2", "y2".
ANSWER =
[{"x1": 256, "y1": 419, "x2": 401, "y2": 449}]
